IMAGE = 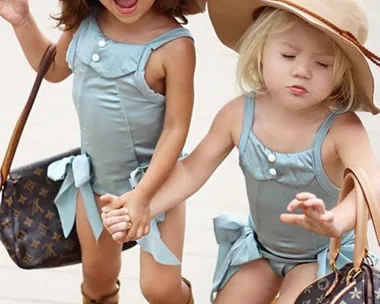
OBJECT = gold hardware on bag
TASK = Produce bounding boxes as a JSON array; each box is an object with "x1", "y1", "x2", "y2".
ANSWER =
[
  {"x1": 324, "y1": 262, "x2": 342, "y2": 297},
  {"x1": 346, "y1": 267, "x2": 362, "y2": 285}
]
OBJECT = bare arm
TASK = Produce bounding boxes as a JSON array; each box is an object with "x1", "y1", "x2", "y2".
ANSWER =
[
  {"x1": 101, "y1": 97, "x2": 241, "y2": 240},
  {"x1": 133, "y1": 37, "x2": 196, "y2": 203},
  {"x1": 13, "y1": 15, "x2": 74, "y2": 82},
  {"x1": 282, "y1": 112, "x2": 380, "y2": 237},
  {"x1": 331, "y1": 113, "x2": 380, "y2": 234},
  {"x1": 0, "y1": 0, "x2": 73, "y2": 82},
  {"x1": 149, "y1": 102, "x2": 236, "y2": 218}
]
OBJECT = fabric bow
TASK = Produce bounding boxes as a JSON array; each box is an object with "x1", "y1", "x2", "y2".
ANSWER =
[
  {"x1": 47, "y1": 154, "x2": 103, "y2": 241},
  {"x1": 137, "y1": 214, "x2": 181, "y2": 265},
  {"x1": 128, "y1": 165, "x2": 181, "y2": 265},
  {"x1": 211, "y1": 215, "x2": 261, "y2": 300}
]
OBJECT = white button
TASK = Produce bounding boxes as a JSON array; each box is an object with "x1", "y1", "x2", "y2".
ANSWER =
[
  {"x1": 92, "y1": 53, "x2": 100, "y2": 62},
  {"x1": 98, "y1": 40, "x2": 107, "y2": 47},
  {"x1": 268, "y1": 154, "x2": 276, "y2": 163},
  {"x1": 269, "y1": 168, "x2": 277, "y2": 176}
]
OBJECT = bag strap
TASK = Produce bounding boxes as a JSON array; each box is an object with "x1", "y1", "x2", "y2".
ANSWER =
[
  {"x1": 329, "y1": 166, "x2": 380, "y2": 271},
  {"x1": 0, "y1": 44, "x2": 57, "y2": 190}
]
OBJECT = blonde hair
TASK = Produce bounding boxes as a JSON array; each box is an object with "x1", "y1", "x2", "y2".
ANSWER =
[{"x1": 237, "y1": 7, "x2": 360, "y2": 113}]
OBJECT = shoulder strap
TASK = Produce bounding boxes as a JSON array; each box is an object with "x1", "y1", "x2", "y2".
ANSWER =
[
  {"x1": 312, "y1": 112, "x2": 340, "y2": 149},
  {"x1": 238, "y1": 94, "x2": 255, "y2": 154},
  {"x1": 137, "y1": 28, "x2": 193, "y2": 71},
  {"x1": 312, "y1": 112, "x2": 340, "y2": 196},
  {"x1": 149, "y1": 28, "x2": 193, "y2": 50},
  {"x1": 0, "y1": 44, "x2": 57, "y2": 189}
]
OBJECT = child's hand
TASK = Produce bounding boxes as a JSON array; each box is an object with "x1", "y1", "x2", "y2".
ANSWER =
[
  {"x1": 101, "y1": 190, "x2": 151, "y2": 242},
  {"x1": 0, "y1": 0, "x2": 30, "y2": 27},
  {"x1": 101, "y1": 194, "x2": 131, "y2": 243},
  {"x1": 280, "y1": 192, "x2": 342, "y2": 238}
]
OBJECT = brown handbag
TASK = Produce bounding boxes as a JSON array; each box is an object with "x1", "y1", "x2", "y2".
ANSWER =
[
  {"x1": 295, "y1": 166, "x2": 380, "y2": 303},
  {"x1": 0, "y1": 45, "x2": 136, "y2": 269}
]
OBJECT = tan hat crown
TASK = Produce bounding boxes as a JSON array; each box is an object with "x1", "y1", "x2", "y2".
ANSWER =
[{"x1": 285, "y1": 0, "x2": 368, "y2": 44}]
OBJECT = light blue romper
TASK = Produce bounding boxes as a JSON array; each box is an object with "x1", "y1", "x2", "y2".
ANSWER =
[
  {"x1": 46, "y1": 10, "x2": 193, "y2": 265},
  {"x1": 211, "y1": 95, "x2": 378, "y2": 301}
]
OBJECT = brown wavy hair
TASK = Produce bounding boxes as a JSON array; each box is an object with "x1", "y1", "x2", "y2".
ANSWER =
[{"x1": 54, "y1": 0, "x2": 189, "y2": 31}]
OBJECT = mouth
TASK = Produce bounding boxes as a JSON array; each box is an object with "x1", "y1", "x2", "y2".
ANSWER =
[
  {"x1": 113, "y1": 0, "x2": 138, "y2": 14},
  {"x1": 288, "y1": 85, "x2": 308, "y2": 96}
]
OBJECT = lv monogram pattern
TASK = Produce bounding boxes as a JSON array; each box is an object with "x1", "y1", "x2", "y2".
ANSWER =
[
  {"x1": 295, "y1": 263, "x2": 380, "y2": 304},
  {"x1": 0, "y1": 149, "x2": 136, "y2": 269}
]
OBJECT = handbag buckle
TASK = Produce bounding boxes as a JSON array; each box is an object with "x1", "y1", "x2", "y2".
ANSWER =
[
  {"x1": 346, "y1": 267, "x2": 362, "y2": 285},
  {"x1": 331, "y1": 262, "x2": 340, "y2": 275},
  {"x1": 325, "y1": 263, "x2": 341, "y2": 297}
]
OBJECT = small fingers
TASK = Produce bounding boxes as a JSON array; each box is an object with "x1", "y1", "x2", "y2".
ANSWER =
[
  {"x1": 108, "y1": 222, "x2": 131, "y2": 234},
  {"x1": 101, "y1": 194, "x2": 124, "y2": 212},
  {"x1": 102, "y1": 215, "x2": 131, "y2": 229},
  {"x1": 295, "y1": 192, "x2": 316, "y2": 201},
  {"x1": 288, "y1": 193, "x2": 317, "y2": 212},
  {"x1": 302, "y1": 198, "x2": 326, "y2": 213},
  {"x1": 102, "y1": 207, "x2": 129, "y2": 219},
  {"x1": 280, "y1": 213, "x2": 305, "y2": 226},
  {"x1": 287, "y1": 197, "x2": 325, "y2": 215},
  {"x1": 287, "y1": 198, "x2": 305, "y2": 212},
  {"x1": 112, "y1": 231, "x2": 127, "y2": 243},
  {"x1": 281, "y1": 213, "x2": 316, "y2": 232}
]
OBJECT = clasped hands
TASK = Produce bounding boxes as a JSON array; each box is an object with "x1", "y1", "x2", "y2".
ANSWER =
[
  {"x1": 100, "y1": 189, "x2": 151, "y2": 243},
  {"x1": 101, "y1": 191, "x2": 343, "y2": 244}
]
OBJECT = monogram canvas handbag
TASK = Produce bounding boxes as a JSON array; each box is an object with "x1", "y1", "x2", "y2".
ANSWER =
[
  {"x1": 295, "y1": 166, "x2": 380, "y2": 303},
  {"x1": 0, "y1": 44, "x2": 136, "y2": 269}
]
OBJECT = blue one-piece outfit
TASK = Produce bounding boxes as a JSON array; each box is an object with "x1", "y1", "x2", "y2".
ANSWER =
[
  {"x1": 211, "y1": 94, "x2": 378, "y2": 301},
  {"x1": 47, "y1": 10, "x2": 193, "y2": 266}
]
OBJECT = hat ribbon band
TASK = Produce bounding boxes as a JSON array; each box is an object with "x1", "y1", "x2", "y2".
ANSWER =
[{"x1": 274, "y1": 0, "x2": 380, "y2": 67}]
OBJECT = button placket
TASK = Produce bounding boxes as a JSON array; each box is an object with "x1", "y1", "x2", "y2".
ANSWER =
[{"x1": 267, "y1": 153, "x2": 277, "y2": 177}]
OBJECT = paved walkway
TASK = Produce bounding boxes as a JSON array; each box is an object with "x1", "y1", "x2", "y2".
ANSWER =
[{"x1": 0, "y1": 1, "x2": 379, "y2": 303}]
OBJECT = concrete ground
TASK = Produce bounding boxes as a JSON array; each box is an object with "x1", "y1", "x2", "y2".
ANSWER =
[{"x1": 0, "y1": 1, "x2": 380, "y2": 303}]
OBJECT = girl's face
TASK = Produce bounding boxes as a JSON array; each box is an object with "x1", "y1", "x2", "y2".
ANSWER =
[
  {"x1": 261, "y1": 22, "x2": 336, "y2": 111},
  {"x1": 99, "y1": 0, "x2": 156, "y2": 24}
]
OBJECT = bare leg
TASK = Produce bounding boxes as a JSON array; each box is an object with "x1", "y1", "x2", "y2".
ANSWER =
[
  {"x1": 140, "y1": 201, "x2": 191, "y2": 304},
  {"x1": 276, "y1": 263, "x2": 317, "y2": 304},
  {"x1": 76, "y1": 193, "x2": 123, "y2": 300},
  {"x1": 215, "y1": 259, "x2": 282, "y2": 304}
]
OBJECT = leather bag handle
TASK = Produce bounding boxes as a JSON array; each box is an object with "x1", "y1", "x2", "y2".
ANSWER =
[
  {"x1": 0, "y1": 44, "x2": 57, "y2": 189},
  {"x1": 329, "y1": 166, "x2": 380, "y2": 271}
]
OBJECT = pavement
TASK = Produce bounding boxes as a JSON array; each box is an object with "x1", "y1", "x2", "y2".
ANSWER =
[{"x1": 0, "y1": 1, "x2": 379, "y2": 303}]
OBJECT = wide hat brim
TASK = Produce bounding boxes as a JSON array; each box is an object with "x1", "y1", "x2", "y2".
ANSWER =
[{"x1": 208, "y1": 0, "x2": 379, "y2": 114}]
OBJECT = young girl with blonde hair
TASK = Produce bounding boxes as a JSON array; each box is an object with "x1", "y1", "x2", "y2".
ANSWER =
[{"x1": 102, "y1": 0, "x2": 380, "y2": 302}]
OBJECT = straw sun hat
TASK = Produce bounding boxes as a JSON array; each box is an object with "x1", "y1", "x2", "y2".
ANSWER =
[{"x1": 208, "y1": 0, "x2": 380, "y2": 114}]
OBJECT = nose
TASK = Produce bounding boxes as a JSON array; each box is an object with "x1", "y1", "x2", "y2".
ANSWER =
[{"x1": 291, "y1": 58, "x2": 311, "y2": 80}]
